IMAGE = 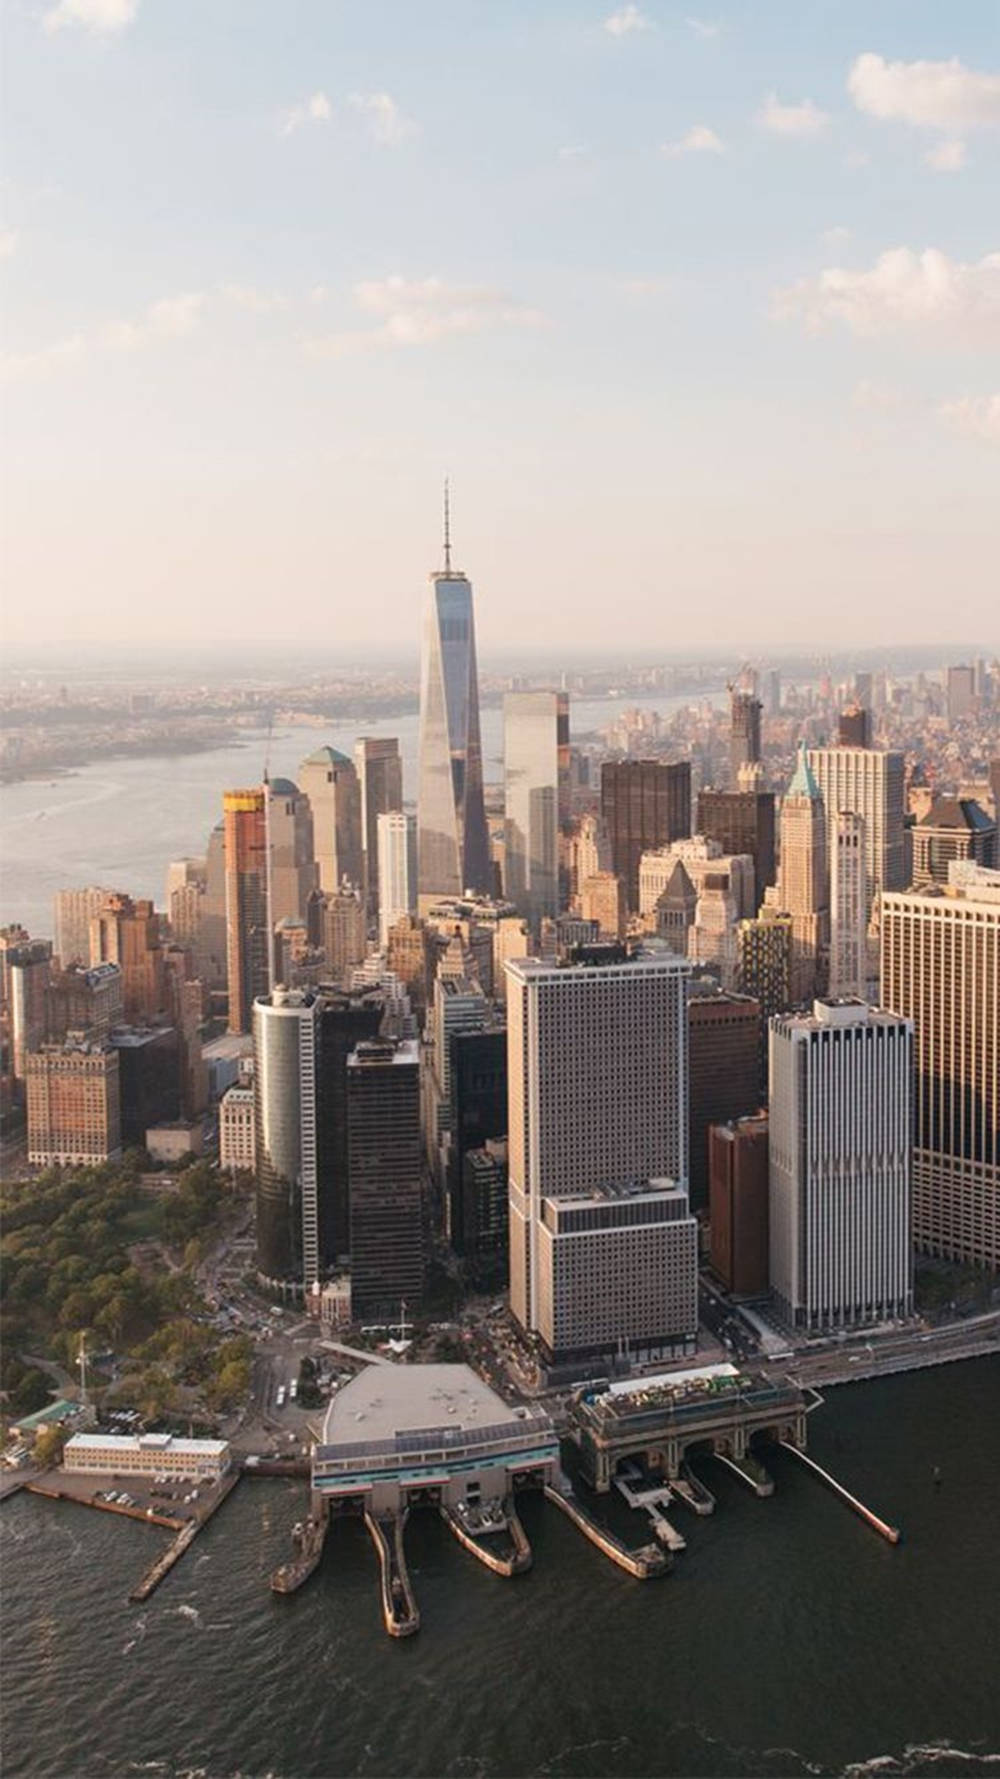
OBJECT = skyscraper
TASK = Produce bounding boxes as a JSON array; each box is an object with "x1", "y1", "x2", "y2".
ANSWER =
[
  {"x1": 709, "y1": 1114, "x2": 769, "y2": 1297},
  {"x1": 730, "y1": 688, "x2": 762, "y2": 786},
  {"x1": 377, "y1": 811, "x2": 417, "y2": 948},
  {"x1": 417, "y1": 492, "x2": 490, "y2": 900},
  {"x1": 25, "y1": 1036, "x2": 121, "y2": 1166},
  {"x1": 503, "y1": 690, "x2": 570, "y2": 932},
  {"x1": 348, "y1": 1038, "x2": 423, "y2": 1319},
  {"x1": 881, "y1": 868, "x2": 999, "y2": 1268},
  {"x1": 298, "y1": 747, "x2": 363, "y2": 895},
  {"x1": 830, "y1": 810, "x2": 867, "y2": 1000},
  {"x1": 53, "y1": 886, "x2": 113, "y2": 968},
  {"x1": 265, "y1": 777, "x2": 317, "y2": 933},
  {"x1": 807, "y1": 745, "x2": 906, "y2": 925},
  {"x1": 7, "y1": 940, "x2": 52, "y2": 1081},
  {"x1": 90, "y1": 894, "x2": 165, "y2": 1025},
  {"x1": 697, "y1": 788, "x2": 776, "y2": 913},
  {"x1": 769, "y1": 999, "x2": 913, "y2": 1330},
  {"x1": 687, "y1": 985, "x2": 761, "y2": 1212},
  {"x1": 355, "y1": 737, "x2": 403, "y2": 922},
  {"x1": 223, "y1": 789, "x2": 269, "y2": 1034},
  {"x1": 912, "y1": 798, "x2": 996, "y2": 887},
  {"x1": 506, "y1": 949, "x2": 695, "y2": 1364},
  {"x1": 600, "y1": 759, "x2": 691, "y2": 912},
  {"x1": 776, "y1": 744, "x2": 828, "y2": 1004},
  {"x1": 253, "y1": 988, "x2": 320, "y2": 1289}
]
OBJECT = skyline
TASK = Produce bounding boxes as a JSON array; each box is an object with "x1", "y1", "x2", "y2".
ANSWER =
[{"x1": 2, "y1": 1, "x2": 999, "y2": 651}]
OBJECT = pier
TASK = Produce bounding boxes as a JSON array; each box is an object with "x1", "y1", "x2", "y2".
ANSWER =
[
  {"x1": 129, "y1": 1467, "x2": 242, "y2": 1601},
  {"x1": 542, "y1": 1481, "x2": 669, "y2": 1578},
  {"x1": 779, "y1": 1440, "x2": 901, "y2": 1544},
  {"x1": 364, "y1": 1509, "x2": 420, "y2": 1636},
  {"x1": 440, "y1": 1497, "x2": 533, "y2": 1576},
  {"x1": 711, "y1": 1451, "x2": 775, "y2": 1497},
  {"x1": 672, "y1": 1463, "x2": 716, "y2": 1515},
  {"x1": 270, "y1": 1499, "x2": 330, "y2": 1594}
]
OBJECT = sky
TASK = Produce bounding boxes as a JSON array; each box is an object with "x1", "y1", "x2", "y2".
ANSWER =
[{"x1": 1, "y1": 0, "x2": 998, "y2": 656}]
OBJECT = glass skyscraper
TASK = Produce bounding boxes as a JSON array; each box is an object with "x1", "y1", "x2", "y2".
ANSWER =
[{"x1": 417, "y1": 511, "x2": 490, "y2": 900}]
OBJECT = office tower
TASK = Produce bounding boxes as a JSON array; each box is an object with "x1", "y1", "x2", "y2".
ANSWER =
[
  {"x1": 881, "y1": 868, "x2": 999, "y2": 1267},
  {"x1": 580, "y1": 870, "x2": 626, "y2": 940},
  {"x1": 830, "y1": 810, "x2": 867, "y2": 1000},
  {"x1": 709, "y1": 1115, "x2": 769, "y2": 1297},
  {"x1": 601, "y1": 760, "x2": 691, "y2": 912},
  {"x1": 385, "y1": 912, "x2": 440, "y2": 1016},
  {"x1": 162, "y1": 947, "x2": 208, "y2": 1120},
  {"x1": 736, "y1": 908, "x2": 793, "y2": 1022},
  {"x1": 316, "y1": 989, "x2": 385, "y2": 1262},
  {"x1": 777, "y1": 745, "x2": 829, "y2": 1004},
  {"x1": 807, "y1": 746, "x2": 906, "y2": 924},
  {"x1": 377, "y1": 811, "x2": 417, "y2": 948},
  {"x1": 912, "y1": 798, "x2": 996, "y2": 886},
  {"x1": 422, "y1": 892, "x2": 520, "y2": 998},
  {"x1": 53, "y1": 887, "x2": 113, "y2": 968},
  {"x1": 111, "y1": 1027, "x2": 181, "y2": 1145},
  {"x1": 639, "y1": 837, "x2": 754, "y2": 924},
  {"x1": 447, "y1": 1028, "x2": 507, "y2": 1258},
  {"x1": 266, "y1": 778, "x2": 317, "y2": 931},
  {"x1": 730, "y1": 689, "x2": 762, "y2": 786},
  {"x1": 47, "y1": 961, "x2": 123, "y2": 1045},
  {"x1": 493, "y1": 913, "x2": 532, "y2": 1000},
  {"x1": 769, "y1": 999, "x2": 913, "y2": 1330},
  {"x1": 223, "y1": 790, "x2": 269, "y2": 1034},
  {"x1": 424, "y1": 964, "x2": 493, "y2": 1191},
  {"x1": 299, "y1": 747, "x2": 363, "y2": 894},
  {"x1": 503, "y1": 690, "x2": 570, "y2": 932},
  {"x1": 946, "y1": 664, "x2": 975, "y2": 721},
  {"x1": 90, "y1": 895, "x2": 165, "y2": 1026},
  {"x1": 355, "y1": 737, "x2": 403, "y2": 921},
  {"x1": 461, "y1": 1138, "x2": 509, "y2": 1280},
  {"x1": 165, "y1": 859, "x2": 206, "y2": 950},
  {"x1": 8, "y1": 940, "x2": 53, "y2": 1080},
  {"x1": 194, "y1": 822, "x2": 228, "y2": 992},
  {"x1": 219, "y1": 1083, "x2": 255, "y2": 1174},
  {"x1": 697, "y1": 789, "x2": 776, "y2": 913},
  {"x1": 348, "y1": 1038, "x2": 423, "y2": 1319},
  {"x1": 569, "y1": 814, "x2": 611, "y2": 907},
  {"x1": 838, "y1": 705, "x2": 872, "y2": 748},
  {"x1": 253, "y1": 988, "x2": 320, "y2": 1290},
  {"x1": 764, "y1": 669, "x2": 781, "y2": 718},
  {"x1": 318, "y1": 886, "x2": 367, "y2": 988},
  {"x1": 687, "y1": 985, "x2": 761, "y2": 1212},
  {"x1": 654, "y1": 860, "x2": 698, "y2": 953},
  {"x1": 417, "y1": 496, "x2": 490, "y2": 900},
  {"x1": 854, "y1": 670, "x2": 873, "y2": 709},
  {"x1": 507, "y1": 950, "x2": 695, "y2": 1364},
  {"x1": 25, "y1": 1037, "x2": 121, "y2": 1165}
]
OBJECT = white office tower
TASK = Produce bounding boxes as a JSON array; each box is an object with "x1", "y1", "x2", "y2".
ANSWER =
[
  {"x1": 881, "y1": 863, "x2": 999, "y2": 1267},
  {"x1": 503, "y1": 691, "x2": 569, "y2": 933},
  {"x1": 377, "y1": 811, "x2": 417, "y2": 949},
  {"x1": 807, "y1": 747, "x2": 906, "y2": 925},
  {"x1": 830, "y1": 811, "x2": 867, "y2": 1000},
  {"x1": 253, "y1": 989, "x2": 320, "y2": 1293},
  {"x1": 506, "y1": 950, "x2": 696, "y2": 1369},
  {"x1": 769, "y1": 999, "x2": 914, "y2": 1331}
]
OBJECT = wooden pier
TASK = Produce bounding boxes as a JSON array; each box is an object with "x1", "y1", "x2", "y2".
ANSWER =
[
  {"x1": 542, "y1": 1482, "x2": 668, "y2": 1578},
  {"x1": 364, "y1": 1509, "x2": 420, "y2": 1637}
]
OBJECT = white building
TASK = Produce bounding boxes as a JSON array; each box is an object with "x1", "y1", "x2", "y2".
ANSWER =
[
  {"x1": 377, "y1": 810, "x2": 417, "y2": 949},
  {"x1": 769, "y1": 998, "x2": 913, "y2": 1331},
  {"x1": 829, "y1": 810, "x2": 868, "y2": 1000},
  {"x1": 807, "y1": 746, "x2": 907, "y2": 924},
  {"x1": 219, "y1": 1083, "x2": 255, "y2": 1172},
  {"x1": 63, "y1": 1432, "x2": 231, "y2": 1481}
]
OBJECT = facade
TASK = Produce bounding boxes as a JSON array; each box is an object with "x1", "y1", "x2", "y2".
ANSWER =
[
  {"x1": 506, "y1": 949, "x2": 691, "y2": 1361},
  {"x1": 838, "y1": 705, "x2": 872, "y2": 748},
  {"x1": 687, "y1": 986, "x2": 761, "y2": 1212},
  {"x1": 807, "y1": 746, "x2": 906, "y2": 924},
  {"x1": 54, "y1": 886, "x2": 112, "y2": 968},
  {"x1": 912, "y1": 798, "x2": 995, "y2": 887},
  {"x1": 377, "y1": 811, "x2": 417, "y2": 949},
  {"x1": 580, "y1": 870, "x2": 626, "y2": 940},
  {"x1": 25, "y1": 1038, "x2": 121, "y2": 1164},
  {"x1": 223, "y1": 790, "x2": 269, "y2": 1034},
  {"x1": 775, "y1": 745, "x2": 828, "y2": 1004},
  {"x1": 697, "y1": 790, "x2": 776, "y2": 914},
  {"x1": 313, "y1": 1363, "x2": 557, "y2": 1516},
  {"x1": 219, "y1": 1083, "x2": 255, "y2": 1172},
  {"x1": 416, "y1": 521, "x2": 490, "y2": 901},
  {"x1": 355, "y1": 736, "x2": 403, "y2": 921},
  {"x1": 91, "y1": 895, "x2": 165, "y2": 1026},
  {"x1": 266, "y1": 778, "x2": 317, "y2": 932},
  {"x1": 316, "y1": 989, "x2": 386, "y2": 1261},
  {"x1": 47, "y1": 962, "x2": 124, "y2": 1046},
  {"x1": 600, "y1": 760, "x2": 691, "y2": 912},
  {"x1": 503, "y1": 690, "x2": 570, "y2": 932},
  {"x1": 729, "y1": 689, "x2": 762, "y2": 786},
  {"x1": 769, "y1": 999, "x2": 913, "y2": 1330},
  {"x1": 112, "y1": 1026, "x2": 180, "y2": 1144},
  {"x1": 947, "y1": 664, "x2": 975, "y2": 721},
  {"x1": 461, "y1": 1138, "x2": 509, "y2": 1279},
  {"x1": 448, "y1": 1029, "x2": 508, "y2": 1256},
  {"x1": 830, "y1": 810, "x2": 868, "y2": 1000},
  {"x1": 63, "y1": 1432, "x2": 230, "y2": 1481},
  {"x1": 299, "y1": 747, "x2": 363, "y2": 895},
  {"x1": 881, "y1": 869, "x2": 999, "y2": 1267},
  {"x1": 253, "y1": 989, "x2": 320, "y2": 1290},
  {"x1": 8, "y1": 940, "x2": 53, "y2": 1080},
  {"x1": 319, "y1": 887, "x2": 367, "y2": 988},
  {"x1": 347, "y1": 1038, "x2": 423, "y2": 1319},
  {"x1": 709, "y1": 1115, "x2": 770, "y2": 1297}
]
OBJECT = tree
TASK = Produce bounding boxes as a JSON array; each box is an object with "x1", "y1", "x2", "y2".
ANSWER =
[{"x1": 32, "y1": 1425, "x2": 68, "y2": 1468}]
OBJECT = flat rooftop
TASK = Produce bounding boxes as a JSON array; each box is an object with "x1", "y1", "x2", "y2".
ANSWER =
[
  {"x1": 321, "y1": 1363, "x2": 533, "y2": 1448},
  {"x1": 65, "y1": 1433, "x2": 229, "y2": 1456}
]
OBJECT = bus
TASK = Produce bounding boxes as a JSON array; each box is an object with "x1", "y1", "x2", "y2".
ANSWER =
[
  {"x1": 275, "y1": 1384, "x2": 286, "y2": 1409},
  {"x1": 289, "y1": 1379, "x2": 298, "y2": 1403}
]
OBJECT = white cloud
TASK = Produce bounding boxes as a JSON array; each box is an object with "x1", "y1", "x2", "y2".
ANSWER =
[
  {"x1": 851, "y1": 378, "x2": 902, "y2": 412},
  {"x1": 0, "y1": 334, "x2": 86, "y2": 382},
  {"x1": 604, "y1": 4, "x2": 650, "y2": 37},
  {"x1": 821, "y1": 225, "x2": 851, "y2": 253},
  {"x1": 221, "y1": 283, "x2": 288, "y2": 314},
  {"x1": 925, "y1": 138, "x2": 966, "y2": 173},
  {"x1": 757, "y1": 93, "x2": 829, "y2": 138},
  {"x1": 847, "y1": 52, "x2": 1000, "y2": 131},
  {"x1": 304, "y1": 276, "x2": 545, "y2": 357},
  {"x1": 1, "y1": 291, "x2": 204, "y2": 381},
  {"x1": 347, "y1": 92, "x2": 415, "y2": 146},
  {"x1": 0, "y1": 229, "x2": 18, "y2": 259},
  {"x1": 279, "y1": 91, "x2": 332, "y2": 137},
  {"x1": 685, "y1": 16, "x2": 721, "y2": 38},
  {"x1": 938, "y1": 394, "x2": 1000, "y2": 444},
  {"x1": 772, "y1": 247, "x2": 1000, "y2": 342},
  {"x1": 662, "y1": 124, "x2": 725, "y2": 156},
  {"x1": 43, "y1": 0, "x2": 137, "y2": 32}
]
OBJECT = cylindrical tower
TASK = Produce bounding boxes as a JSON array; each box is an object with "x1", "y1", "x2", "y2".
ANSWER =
[{"x1": 253, "y1": 988, "x2": 318, "y2": 1293}]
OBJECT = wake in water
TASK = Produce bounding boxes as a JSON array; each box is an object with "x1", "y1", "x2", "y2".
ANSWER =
[{"x1": 841, "y1": 1746, "x2": 1000, "y2": 1777}]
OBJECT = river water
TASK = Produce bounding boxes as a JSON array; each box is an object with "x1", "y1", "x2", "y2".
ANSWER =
[
  {"x1": 2, "y1": 1361, "x2": 999, "y2": 1779},
  {"x1": 0, "y1": 691, "x2": 720, "y2": 939}
]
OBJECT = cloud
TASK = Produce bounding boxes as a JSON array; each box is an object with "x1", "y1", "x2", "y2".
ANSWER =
[
  {"x1": 847, "y1": 52, "x2": 1000, "y2": 131},
  {"x1": 771, "y1": 247, "x2": 1000, "y2": 342},
  {"x1": 1, "y1": 291, "x2": 204, "y2": 381},
  {"x1": 820, "y1": 225, "x2": 851, "y2": 253},
  {"x1": 279, "y1": 91, "x2": 332, "y2": 137},
  {"x1": 220, "y1": 283, "x2": 288, "y2": 314},
  {"x1": 938, "y1": 394, "x2": 1000, "y2": 444},
  {"x1": 347, "y1": 92, "x2": 415, "y2": 145},
  {"x1": 604, "y1": 4, "x2": 650, "y2": 36},
  {"x1": 851, "y1": 378, "x2": 902, "y2": 413},
  {"x1": 618, "y1": 277, "x2": 676, "y2": 298},
  {"x1": 43, "y1": 0, "x2": 137, "y2": 32},
  {"x1": 662, "y1": 124, "x2": 724, "y2": 156},
  {"x1": 304, "y1": 276, "x2": 545, "y2": 357},
  {"x1": 925, "y1": 138, "x2": 966, "y2": 173},
  {"x1": 757, "y1": 93, "x2": 829, "y2": 137},
  {"x1": 0, "y1": 334, "x2": 86, "y2": 382},
  {"x1": 685, "y1": 17, "x2": 721, "y2": 38},
  {"x1": 558, "y1": 144, "x2": 590, "y2": 161},
  {"x1": 0, "y1": 229, "x2": 18, "y2": 259}
]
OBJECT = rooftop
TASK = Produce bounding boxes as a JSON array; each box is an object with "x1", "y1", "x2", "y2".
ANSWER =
[
  {"x1": 321, "y1": 1362, "x2": 535, "y2": 1449},
  {"x1": 65, "y1": 1433, "x2": 229, "y2": 1456}
]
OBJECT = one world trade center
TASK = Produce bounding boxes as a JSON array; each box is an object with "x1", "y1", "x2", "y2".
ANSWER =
[{"x1": 417, "y1": 489, "x2": 491, "y2": 900}]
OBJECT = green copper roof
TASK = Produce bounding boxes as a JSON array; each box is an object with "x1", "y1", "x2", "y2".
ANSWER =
[
  {"x1": 787, "y1": 741, "x2": 821, "y2": 799},
  {"x1": 301, "y1": 746, "x2": 351, "y2": 769}
]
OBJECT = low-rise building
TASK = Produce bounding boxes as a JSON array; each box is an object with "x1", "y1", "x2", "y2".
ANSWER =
[
  {"x1": 62, "y1": 1432, "x2": 231, "y2": 1481},
  {"x1": 219, "y1": 1083, "x2": 255, "y2": 1171}
]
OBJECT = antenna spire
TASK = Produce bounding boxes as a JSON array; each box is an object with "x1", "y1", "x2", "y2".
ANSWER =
[{"x1": 443, "y1": 477, "x2": 451, "y2": 573}]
